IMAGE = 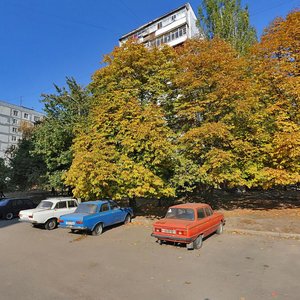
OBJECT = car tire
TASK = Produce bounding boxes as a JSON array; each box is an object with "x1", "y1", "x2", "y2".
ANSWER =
[
  {"x1": 5, "y1": 212, "x2": 14, "y2": 220},
  {"x1": 124, "y1": 214, "x2": 131, "y2": 224},
  {"x1": 71, "y1": 229, "x2": 76, "y2": 233},
  {"x1": 187, "y1": 235, "x2": 203, "y2": 250},
  {"x1": 92, "y1": 223, "x2": 103, "y2": 236},
  {"x1": 216, "y1": 223, "x2": 223, "y2": 234},
  {"x1": 45, "y1": 218, "x2": 57, "y2": 230}
]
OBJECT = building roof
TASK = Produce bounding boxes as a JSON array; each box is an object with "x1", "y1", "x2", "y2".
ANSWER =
[
  {"x1": 119, "y1": 3, "x2": 191, "y2": 41},
  {"x1": 0, "y1": 100, "x2": 44, "y2": 115}
]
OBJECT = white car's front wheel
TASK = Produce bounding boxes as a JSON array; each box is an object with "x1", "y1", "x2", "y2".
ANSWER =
[{"x1": 45, "y1": 218, "x2": 57, "y2": 230}]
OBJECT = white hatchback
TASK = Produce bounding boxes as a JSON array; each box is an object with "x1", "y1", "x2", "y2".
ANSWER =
[{"x1": 19, "y1": 198, "x2": 79, "y2": 230}]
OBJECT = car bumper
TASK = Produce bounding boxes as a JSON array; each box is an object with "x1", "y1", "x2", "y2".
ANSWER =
[
  {"x1": 19, "y1": 218, "x2": 38, "y2": 224},
  {"x1": 59, "y1": 225, "x2": 87, "y2": 230},
  {"x1": 151, "y1": 233, "x2": 194, "y2": 243}
]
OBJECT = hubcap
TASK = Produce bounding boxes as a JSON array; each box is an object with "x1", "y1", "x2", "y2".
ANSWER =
[{"x1": 6, "y1": 213, "x2": 13, "y2": 220}]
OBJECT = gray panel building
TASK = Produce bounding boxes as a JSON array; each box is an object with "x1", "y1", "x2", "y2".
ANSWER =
[{"x1": 0, "y1": 100, "x2": 44, "y2": 159}]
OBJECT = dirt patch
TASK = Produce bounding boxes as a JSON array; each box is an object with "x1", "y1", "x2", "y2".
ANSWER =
[{"x1": 132, "y1": 189, "x2": 300, "y2": 235}]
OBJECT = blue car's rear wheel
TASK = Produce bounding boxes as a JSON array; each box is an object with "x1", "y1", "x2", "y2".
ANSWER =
[{"x1": 92, "y1": 223, "x2": 103, "y2": 236}]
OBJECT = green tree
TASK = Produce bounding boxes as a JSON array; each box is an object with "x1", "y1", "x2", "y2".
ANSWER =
[
  {"x1": 0, "y1": 158, "x2": 10, "y2": 192},
  {"x1": 33, "y1": 77, "x2": 92, "y2": 190},
  {"x1": 65, "y1": 41, "x2": 177, "y2": 200},
  {"x1": 198, "y1": 0, "x2": 257, "y2": 54}
]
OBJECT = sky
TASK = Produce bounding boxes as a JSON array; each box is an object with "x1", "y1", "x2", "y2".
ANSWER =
[{"x1": 0, "y1": 0, "x2": 299, "y2": 112}]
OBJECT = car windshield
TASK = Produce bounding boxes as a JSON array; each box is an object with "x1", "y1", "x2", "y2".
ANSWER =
[
  {"x1": 0, "y1": 199, "x2": 8, "y2": 206},
  {"x1": 165, "y1": 208, "x2": 195, "y2": 220},
  {"x1": 75, "y1": 204, "x2": 97, "y2": 214},
  {"x1": 37, "y1": 201, "x2": 53, "y2": 209}
]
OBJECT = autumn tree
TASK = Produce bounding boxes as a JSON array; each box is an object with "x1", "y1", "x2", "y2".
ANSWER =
[
  {"x1": 246, "y1": 10, "x2": 300, "y2": 187},
  {"x1": 174, "y1": 38, "x2": 254, "y2": 190},
  {"x1": 65, "y1": 41, "x2": 177, "y2": 201},
  {"x1": 33, "y1": 77, "x2": 92, "y2": 190},
  {"x1": 198, "y1": 0, "x2": 257, "y2": 54}
]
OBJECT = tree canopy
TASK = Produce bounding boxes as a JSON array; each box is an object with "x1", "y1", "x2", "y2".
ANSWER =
[{"x1": 198, "y1": 0, "x2": 257, "y2": 54}]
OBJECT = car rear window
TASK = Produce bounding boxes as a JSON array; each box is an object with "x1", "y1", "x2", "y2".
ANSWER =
[
  {"x1": 0, "y1": 199, "x2": 8, "y2": 206},
  {"x1": 75, "y1": 203, "x2": 97, "y2": 214},
  {"x1": 37, "y1": 201, "x2": 53, "y2": 209},
  {"x1": 165, "y1": 208, "x2": 195, "y2": 220}
]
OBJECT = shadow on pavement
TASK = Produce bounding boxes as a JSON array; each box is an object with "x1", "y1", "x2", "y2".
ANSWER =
[{"x1": 0, "y1": 218, "x2": 20, "y2": 229}]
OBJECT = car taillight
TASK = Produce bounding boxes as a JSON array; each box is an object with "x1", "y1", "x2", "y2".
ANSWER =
[
  {"x1": 177, "y1": 230, "x2": 186, "y2": 235},
  {"x1": 155, "y1": 228, "x2": 161, "y2": 232},
  {"x1": 76, "y1": 220, "x2": 83, "y2": 224},
  {"x1": 58, "y1": 219, "x2": 64, "y2": 223}
]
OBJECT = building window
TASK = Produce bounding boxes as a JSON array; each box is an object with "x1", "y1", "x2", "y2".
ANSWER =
[
  {"x1": 12, "y1": 127, "x2": 17, "y2": 133},
  {"x1": 13, "y1": 110, "x2": 18, "y2": 116},
  {"x1": 24, "y1": 113, "x2": 29, "y2": 119},
  {"x1": 157, "y1": 21, "x2": 162, "y2": 29},
  {"x1": 11, "y1": 136, "x2": 17, "y2": 141},
  {"x1": 171, "y1": 15, "x2": 176, "y2": 21},
  {"x1": 12, "y1": 118, "x2": 18, "y2": 124}
]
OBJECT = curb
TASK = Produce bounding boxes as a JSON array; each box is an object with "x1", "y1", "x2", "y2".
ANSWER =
[{"x1": 225, "y1": 228, "x2": 300, "y2": 240}]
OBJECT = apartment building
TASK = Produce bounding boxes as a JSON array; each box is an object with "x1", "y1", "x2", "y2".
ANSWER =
[
  {"x1": 119, "y1": 3, "x2": 200, "y2": 48},
  {"x1": 0, "y1": 100, "x2": 44, "y2": 159}
]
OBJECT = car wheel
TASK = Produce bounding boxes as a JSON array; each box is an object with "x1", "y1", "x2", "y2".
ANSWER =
[
  {"x1": 216, "y1": 223, "x2": 223, "y2": 234},
  {"x1": 92, "y1": 223, "x2": 103, "y2": 236},
  {"x1": 187, "y1": 235, "x2": 203, "y2": 250},
  {"x1": 5, "y1": 212, "x2": 14, "y2": 220},
  {"x1": 70, "y1": 229, "x2": 76, "y2": 233},
  {"x1": 124, "y1": 214, "x2": 131, "y2": 224},
  {"x1": 45, "y1": 219, "x2": 57, "y2": 230}
]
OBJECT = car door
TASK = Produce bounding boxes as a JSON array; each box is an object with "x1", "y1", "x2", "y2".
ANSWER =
[
  {"x1": 108, "y1": 201, "x2": 124, "y2": 224},
  {"x1": 67, "y1": 200, "x2": 78, "y2": 213},
  {"x1": 98, "y1": 203, "x2": 114, "y2": 226},
  {"x1": 204, "y1": 207, "x2": 215, "y2": 235},
  {"x1": 195, "y1": 208, "x2": 211, "y2": 237},
  {"x1": 54, "y1": 201, "x2": 70, "y2": 218}
]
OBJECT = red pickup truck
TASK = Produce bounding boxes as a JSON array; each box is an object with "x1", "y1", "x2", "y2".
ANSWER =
[{"x1": 151, "y1": 203, "x2": 225, "y2": 250}]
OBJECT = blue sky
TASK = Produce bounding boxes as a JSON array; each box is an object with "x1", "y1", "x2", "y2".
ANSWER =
[{"x1": 0, "y1": 0, "x2": 299, "y2": 112}]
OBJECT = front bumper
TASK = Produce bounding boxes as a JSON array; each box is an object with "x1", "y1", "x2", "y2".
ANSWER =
[{"x1": 151, "y1": 233, "x2": 194, "y2": 243}]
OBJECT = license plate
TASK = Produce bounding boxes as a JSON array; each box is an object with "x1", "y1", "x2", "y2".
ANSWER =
[
  {"x1": 66, "y1": 221, "x2": 75, "y2": 225},
  {"x1": 161, "y1": 229, "x2": 176, "y2": 234}
]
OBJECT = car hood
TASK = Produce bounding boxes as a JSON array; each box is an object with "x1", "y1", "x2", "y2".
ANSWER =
[
  {"x1": 60, "y1": 213, "x2": 90, "y2": 221},
  {"x1": 154, "y1": 218, "x2": 194, "y2": 228}
]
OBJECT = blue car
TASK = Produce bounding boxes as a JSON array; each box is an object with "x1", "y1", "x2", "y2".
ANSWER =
[{"x1": 58, "y1": 200, "x2": 133, "y2": 236}]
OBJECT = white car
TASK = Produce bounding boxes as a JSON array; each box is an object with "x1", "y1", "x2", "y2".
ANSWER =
[{"x1": 19, "y1": 198, "x2": 79, "y2": 230}]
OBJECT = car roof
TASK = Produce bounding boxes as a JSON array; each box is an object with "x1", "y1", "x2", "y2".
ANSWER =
[
  {"x1": 80, "y1": 200, "x2": 110, "y2": 205},
  {"x1": 43, "y1": 198, "x2": 76, "y2": 204},
  {"x1": 170, "y1": 203, "x2": 210, "y2": 209},
  {"x1": 2, "y1": 197, "x2": 31, "y2": 201}
]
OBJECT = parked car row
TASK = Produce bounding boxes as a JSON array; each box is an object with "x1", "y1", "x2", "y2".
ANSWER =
[{"x1": 1, "y1": 197, "x2": 225, "y2": 250}]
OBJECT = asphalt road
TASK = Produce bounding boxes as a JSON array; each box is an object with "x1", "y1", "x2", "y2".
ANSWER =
[{"x1": 0, "y1": 219, "x2": 299, "y2": 300}]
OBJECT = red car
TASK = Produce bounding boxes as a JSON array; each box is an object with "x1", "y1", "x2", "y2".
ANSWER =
[{"x1": 151, "y1": 203, "x2": 225, "y2": 250}]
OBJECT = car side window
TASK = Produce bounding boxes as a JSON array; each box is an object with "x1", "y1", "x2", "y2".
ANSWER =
[
  {"x1": 100, "y1": 203, "x2": 109, "y2": 212},
  {"x1": 109, "y1": 201, "x2": 119, "y2": 210},
  {"x1": 17, "y1": 200, "x2": 24, "y2": 207},
  {"x1": 68, "y1": 201, "x2": 77, "y2": 208},
  {"x1": 204, "y1": 207, "x2": 212, "y2": 217},
  {"x1": 197, "y1": 209, "x2": 205, "y2": 219},
  {"x1": 55, "y1": 201, "x2": 67, "y2": 209},
  {"x1": 11, "y1": 200, "x2": 17, "y2": 207}
]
